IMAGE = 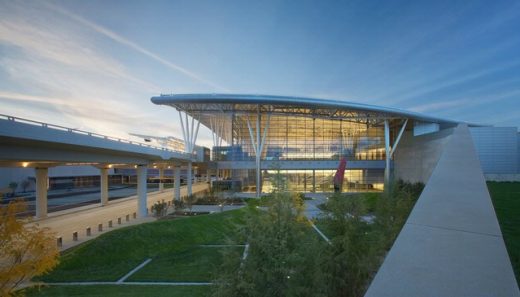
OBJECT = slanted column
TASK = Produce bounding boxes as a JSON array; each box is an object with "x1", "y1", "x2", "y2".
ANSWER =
[
  {"x1": 136, "y1": 165, "x2": 148, "y2": 217},
  {"x1": 174, "y1": 165, "x2": 181, "y2": 201},
  {"x1": 246, "y1": 106, "x2": 271, "y2": 198},
  {"x1": 159, "y1": 168, "x2": 164, "y2": 192},
  {"x1": 187, "y1": 162, "x2": 192, "y2": 196},
  {"x1": 35, "y1": 167, "x2": 48, "y2": 219},
  {"x1": 384, "y1": 120, "x2": 391, "y2": 188},
  {"x1": 100, "y1": 168, "x2": 109, "y2": 206}
]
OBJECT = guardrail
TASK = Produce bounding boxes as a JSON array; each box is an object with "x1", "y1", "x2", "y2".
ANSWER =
[{"x1": 0, "y1": 114, "x2": 192, "y2": 157}]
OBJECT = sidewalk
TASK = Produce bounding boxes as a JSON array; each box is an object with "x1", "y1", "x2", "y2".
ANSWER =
[{"x1": 29, "y1": 183, "x2": 209, "y2": 250}]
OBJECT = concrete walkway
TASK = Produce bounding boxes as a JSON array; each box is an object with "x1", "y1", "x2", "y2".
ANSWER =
[
  {"x1": 365, "y1": 124, "x2": 519, "y2": 296},
  {"x1": 30, "y1": 183, "x2": 209, "y2": 250}
]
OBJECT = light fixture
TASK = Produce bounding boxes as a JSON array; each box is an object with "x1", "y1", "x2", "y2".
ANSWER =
[{"x1": 22, "y1": 162, "x2": 29, "y2": 168}]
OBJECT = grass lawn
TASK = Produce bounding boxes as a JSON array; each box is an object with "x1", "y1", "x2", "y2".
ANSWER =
[
  {"x1": 23, "y1": 285, "x2": 211, "y2": 297},
  {"x1": 129, "y1": 246, "x2": 244, "y2": 282},
  {"x1": 487, "y1": 182, "x2": 520, "y2": 285},
  {"x1": 38, "y1": 209, "x2": 246, "y2": 282}
]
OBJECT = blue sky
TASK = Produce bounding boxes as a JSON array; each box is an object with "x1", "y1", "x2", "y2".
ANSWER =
[{"x1": 1, "y1": 0, "x2": 519, "y2": 147}]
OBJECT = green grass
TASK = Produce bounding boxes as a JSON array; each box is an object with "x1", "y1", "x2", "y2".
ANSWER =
[
  {"x1": 129, "y1": 246, "x2": 244, "y2": 282},
  {"x1": 23, "y1": 285, "x2": 210, "y2": 297},
  {"x1": 39, "y1": 209, "x2": 246, "y2": 282},
  {"x1": 487, "y1": 182, "x2": 520, "y2": 285}
]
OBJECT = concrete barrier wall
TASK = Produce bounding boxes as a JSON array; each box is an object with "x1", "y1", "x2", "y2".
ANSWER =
[
  {"x1": 485, "y1": 174, "x2": 520, "y2": 182},
  {"x1": 393, "y1": 128, "x2": 454, "y2": 184}
]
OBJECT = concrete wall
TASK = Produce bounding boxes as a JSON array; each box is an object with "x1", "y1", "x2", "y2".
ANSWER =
[
  {"x1": 393, "y1": 128, "x2": 453, "y2": 184},
  {"x1": 470, "y1": 127, "x2": 518, "y2": 174}
]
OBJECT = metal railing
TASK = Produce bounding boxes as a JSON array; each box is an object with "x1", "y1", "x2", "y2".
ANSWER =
[{"x1": 0, "y1": 114, "x2": 190, "y2": 156}]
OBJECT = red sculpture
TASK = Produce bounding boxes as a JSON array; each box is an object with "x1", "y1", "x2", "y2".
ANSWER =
[{"x1": 333, "y1": 157, "x2": 347, "y2": 193}]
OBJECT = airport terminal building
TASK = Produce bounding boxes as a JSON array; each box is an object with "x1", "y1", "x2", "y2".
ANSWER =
[{"x1": 152, "y1": 94, "x2": 520, "y2": 196}]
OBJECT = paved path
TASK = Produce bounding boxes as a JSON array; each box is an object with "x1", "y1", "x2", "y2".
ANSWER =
[
  {"x1": 43, "y1": 281, "x2": 213, "y2": 286},
  {"x1": 365, "y1": 124, "x2": 520, "y2": 297},
  {"x1": 304, "y1": 195, "x2": 327, "y2": 219},
  {"x1": 30, "y1": 183, "x2": 209, "y2": 250}
]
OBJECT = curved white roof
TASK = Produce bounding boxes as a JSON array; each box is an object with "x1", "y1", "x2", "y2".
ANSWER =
[{"x1": 151, "y1": 93, "x2": 463, "y2": 125}]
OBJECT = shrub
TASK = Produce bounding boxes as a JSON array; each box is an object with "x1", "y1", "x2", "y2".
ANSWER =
[{"x1": 150, "y1": 201, "x2": 167, "y2": 217}]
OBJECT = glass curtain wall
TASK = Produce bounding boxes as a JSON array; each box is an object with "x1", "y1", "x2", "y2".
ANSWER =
[
  {"x1": 232, "y1": 114, "x2": 386, "y2": 161},
  {"x1": 262, "y1": 169, "x2": 384, "y2": 193},
  {"x1": 211, "y1": 112, "x2": 387, "y2": 193}
]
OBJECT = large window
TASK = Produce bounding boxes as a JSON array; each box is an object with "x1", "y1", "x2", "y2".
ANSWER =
[
  {"x1": 261, "y1": 169, "x2": 384, "y2": 193},
  {"x1": 232, "y1": 114, "x2": 386, "y2": 161}
]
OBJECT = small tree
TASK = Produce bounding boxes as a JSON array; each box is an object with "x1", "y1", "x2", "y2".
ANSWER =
[
  {"x1": 151, "y1": 201, "x2": 167, "y2": 217},
  {"x1": 8, "y1": 182, "x2": 17, "y2": 195},
  {"x1": 212, "y1": 192, "x2": 327, "y2": 297},
  {"x1": 20, "y1": 179, "x2": 31, "y2": 193},
  {"x1": 185, "y1": 194, "x2": 196, "y2": 214},
  {"x1": 173, "y1": 199, "x2": 184, "y2": 211},
  {"x1": 0, "y1": 200, "x2": 59, "y2": 296}
]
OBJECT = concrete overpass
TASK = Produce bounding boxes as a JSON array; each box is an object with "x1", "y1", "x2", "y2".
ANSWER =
[{"x1": 0, "y1": 114, "x2": 204, "y2": 219}]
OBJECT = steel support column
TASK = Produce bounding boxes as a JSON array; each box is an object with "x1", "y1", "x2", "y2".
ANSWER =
[
  {"x1": 384, "y1": 120, "x2": 391, "y2": 188},
  {"x1": 187, "y1": 161, "x2": 192, "y2": 196},
  {"x1": 256, "y1": 111, "x2": 261, "y2": 197},
  {"x1": 312, "y1": 169, "x2": 316, "y2": 193}
]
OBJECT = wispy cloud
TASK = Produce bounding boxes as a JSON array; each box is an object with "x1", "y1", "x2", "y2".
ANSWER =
[
  {"x1": 380, "y1": 60, "x2": 520, "y2": 106},
  {"x1": 409, "y1": 89, "x2": 520, "y2": 125},
  {"x1": 0, "y1": 2, "x2": 187, "y2": 140},
  {"x1": 44, "y1": 2, "x2": 230, "y2": 92},
  {"x1": 408, "y1": 99, "x2": 473, "y2": 113}
]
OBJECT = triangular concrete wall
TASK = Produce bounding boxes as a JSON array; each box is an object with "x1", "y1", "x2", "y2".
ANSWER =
[{"x1": 365, "y1": 124, "x2": 519, "y2": 297}]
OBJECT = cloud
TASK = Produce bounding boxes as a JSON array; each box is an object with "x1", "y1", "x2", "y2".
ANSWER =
[
  {"x1": 44, "y1": 2, "x2": 230, "y2": 92},
  {"x1": 0, "y1": 2, "x2": 191, "y2": 142},
  {"x1": 382, "y1": 60, "x2": 520, "y2": 106},
  {"x1": 409, "y1": 99, "x2": 473, "y2": 113}
]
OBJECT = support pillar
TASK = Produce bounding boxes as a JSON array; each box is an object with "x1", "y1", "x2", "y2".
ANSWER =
[
  {"x1": 100, "y1": 168, "x2": 109, "y2": 206},
  {"x1": 159, "y1": 168, "x2": 164, "y2": 192},
  {"x1": 312, "y1": 170, "x2": 316, "y2": 193},
  {"x1": 187, "y1": 162, "x2": 192, "y2": 196},
  {"x1": 256, "y1": 112, "x2": 261, "y2": 197},
  {"x1": 174, "y1": 165, "x2": 181, "y2": 201},
  {"x1": 137, "y1": 165, "x2": 148, "y2": 217},
  {"x1": 35, "y1": 167, "x2": 48, "y2": 219},
  {"x1": 384, "y1": 120, "x2": 391, "y2": 189}
]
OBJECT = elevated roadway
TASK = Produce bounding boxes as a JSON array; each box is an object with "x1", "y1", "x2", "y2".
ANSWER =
[{"x1": 0, "y1": 114, "x2": 201, "y2": 219}]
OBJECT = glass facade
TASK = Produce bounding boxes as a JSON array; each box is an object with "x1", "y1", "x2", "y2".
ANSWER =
[
  {"x1": 262, "y1": 169, "x2": 384, "y2": 193},
  {"x1": 209, "y1": 112, "x2": 389, "y2": 193},
  {"x1": 214, "y1": 114, "x2": 386, "y2": 161}
]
